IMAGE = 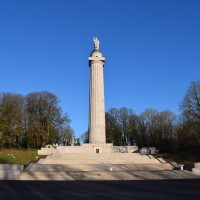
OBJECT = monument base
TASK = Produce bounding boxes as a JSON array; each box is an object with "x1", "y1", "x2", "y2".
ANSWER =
[{"x1": 38, "y1": 143, "x2": 138, "y2": 155}]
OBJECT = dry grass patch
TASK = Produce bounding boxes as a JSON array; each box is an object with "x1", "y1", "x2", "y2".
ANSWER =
[{"x1": 0, "y1": 148, "x2": 38, "y2": 165}]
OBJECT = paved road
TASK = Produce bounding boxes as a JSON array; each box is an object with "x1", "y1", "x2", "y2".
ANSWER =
[{"x1": 0, "y1": 179, "x2": 200, "y2": 200}]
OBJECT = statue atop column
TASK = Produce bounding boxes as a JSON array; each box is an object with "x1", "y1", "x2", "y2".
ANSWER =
[{"x1": 93, "y1": 37, "x2": 100, "y2": 50}]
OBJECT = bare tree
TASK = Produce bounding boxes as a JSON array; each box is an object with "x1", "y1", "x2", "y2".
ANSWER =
[
  {"x1": 80, "y1": 131, "x2": 89, "y2": 144},
  {"x1": 106, "y1": 107, "x2": 137, "y2": 146},
  {"x1": 180, "y1": 80, "x2": 200, "y2": 122},
  {"x1": 179, "y1": 80, "x2": 200, "y2": 149},
  {"x1": 137, "y1": 109, "x2": 176, "y2": 150}
]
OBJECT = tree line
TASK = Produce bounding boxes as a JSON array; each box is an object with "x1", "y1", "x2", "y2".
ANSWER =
[
  {"x1": 81, "y1": 80, "x2": 200, "y2": 152},
  {"x1": 0, "y1": 91, "x2": 73, "y2": 148},
  {"x1": 1, "y1": 80, "x2": 199, "y2": 152}
]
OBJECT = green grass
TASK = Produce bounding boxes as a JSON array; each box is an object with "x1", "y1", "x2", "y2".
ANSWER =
[
  {"x1": 0, "y1": 148, "x2": 38, "y2": 165},
  {"x1": 154, "y1": 149, "x2": 200, "y2": 165}
]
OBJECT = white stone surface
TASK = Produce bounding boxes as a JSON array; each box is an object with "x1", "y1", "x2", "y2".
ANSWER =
[
  {"x1": 170, "y1": 162, "x2": 181, "y2": 169},
  {"x1": 0, "y1": 164, "x2": 24, "y2": 170},
  {"x1": 0, "y1": 164, "x2": 24, "y2": 180},
  {"x1": 38, "y1": 144, "x2": 138, "y2": 155},
  {"x1": 157, "y1": 158, "x2": 166, "y2": 163},
  {"x1": 38, "y1": 152, "x2": 161, "y2": 165},
  {"x1": 192, "y1": 168, "x2": 200, "y2": 175},
  {"x1": 192, "y1": 163, "x2": 200, "y2": 175},
  {"x1": 148, "y1": 155, "x2": 155, "y2": 159},
  {"x1": 194, "y1": 163, "x2": 200, "y2": 169},
  {"x1": 38, "y1": 148, "x2": 56, "y2": 155}
]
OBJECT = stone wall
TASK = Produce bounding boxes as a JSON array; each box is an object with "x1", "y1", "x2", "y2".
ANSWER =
[{"x1": 38, "y1": 144, "x2": 138, "y2": 155}]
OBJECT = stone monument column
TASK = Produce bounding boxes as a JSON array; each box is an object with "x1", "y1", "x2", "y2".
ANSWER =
[{"x1": 88, "y1": 37, "x2": 106, "y2": 144}]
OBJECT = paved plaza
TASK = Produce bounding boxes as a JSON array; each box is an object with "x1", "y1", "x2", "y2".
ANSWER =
[{"x1": 0, "y1": 179, "x2": 200, "y2": 200}]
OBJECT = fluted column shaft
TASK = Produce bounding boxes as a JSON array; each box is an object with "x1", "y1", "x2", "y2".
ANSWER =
[{"x1": 89, "y1": 60, "x2": 106, "y2": 143}]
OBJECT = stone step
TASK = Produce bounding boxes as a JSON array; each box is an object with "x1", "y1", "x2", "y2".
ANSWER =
[
  {"x1": 43, "y1": 155, "x2": 153, "y2": 159},
  {"x1": 48, "y1": 152, "x2": 144, "y2": 157},
  {"x1": 25, "y1": 163, "x2": 173, "y2": 172},
  {"x1": 0, "y1": 170, "x2": 23, "y2": 180},
  {"x1": 0, "y1": 164, "x2": 24, "y2": 170},
  {"x1": 0, "y1": 164, "x2": 24, "y2": 180},
  {"x1": 59, "y1": 152, "x2": 141, "y2": 155},
  {"x1": 39, "y1": 153, "x2": 160, "y2": 165},
  {"x1": 40, "y1": 158, "x2": 159, "y2": 164},
  {"x1": 40, "y1": 157, "x2": 160, "y2": 164},
  {"x1": 40, "y1": 157, "x2": 159, "y2": 164},
  {"x1": 157, "y1": 158, "x2": 166, "y2": 163},
  {"x1": 17, "y1": 170, "x2": 199, "y2": 181},
  {"x1": 56, "y1": 156, "x2": 151, "y2": 160}
]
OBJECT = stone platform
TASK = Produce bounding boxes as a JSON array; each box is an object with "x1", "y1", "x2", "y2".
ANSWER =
[
  {"x1": 16, "y1": 149, "x2": 200, "y2": 181},
  {"x1": 38, "y1": 144, "x2": 138, "y2": 155}
]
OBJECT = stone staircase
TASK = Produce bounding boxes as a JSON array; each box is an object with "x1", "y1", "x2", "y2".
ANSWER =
[
  {"x1": 17, "y1": 152, "x2": 200, "y2": 181},
  {"x1": 38, "y1": 152, "x2": 161, "y2": 165}
]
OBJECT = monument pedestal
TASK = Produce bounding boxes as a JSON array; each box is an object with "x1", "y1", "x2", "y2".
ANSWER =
[{"x1": 38, "y1": 144, "x2": 138, "y2": 155}]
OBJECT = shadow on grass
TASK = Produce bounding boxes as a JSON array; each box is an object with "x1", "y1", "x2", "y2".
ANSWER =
[{"x1": 155, "y1": 149, "x2": 200, "y2": 165}]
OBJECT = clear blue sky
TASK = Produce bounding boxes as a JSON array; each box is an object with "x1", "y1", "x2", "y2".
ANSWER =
[{"x1": 0, "y1": 0, "x2": 200, "y2": 138}]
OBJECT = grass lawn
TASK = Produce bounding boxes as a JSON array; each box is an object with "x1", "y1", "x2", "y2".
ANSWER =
[
  {"x1": 154, "y1": 149, "x2": 200, "y2": 165},
  {"x1": 0, "y1": 148, "x2": 38, "y2": 165}
]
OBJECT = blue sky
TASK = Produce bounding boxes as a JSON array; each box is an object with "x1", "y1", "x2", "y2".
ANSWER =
[{"x1": 0, "y1": 0, "x2": 200, "y2": 138}]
